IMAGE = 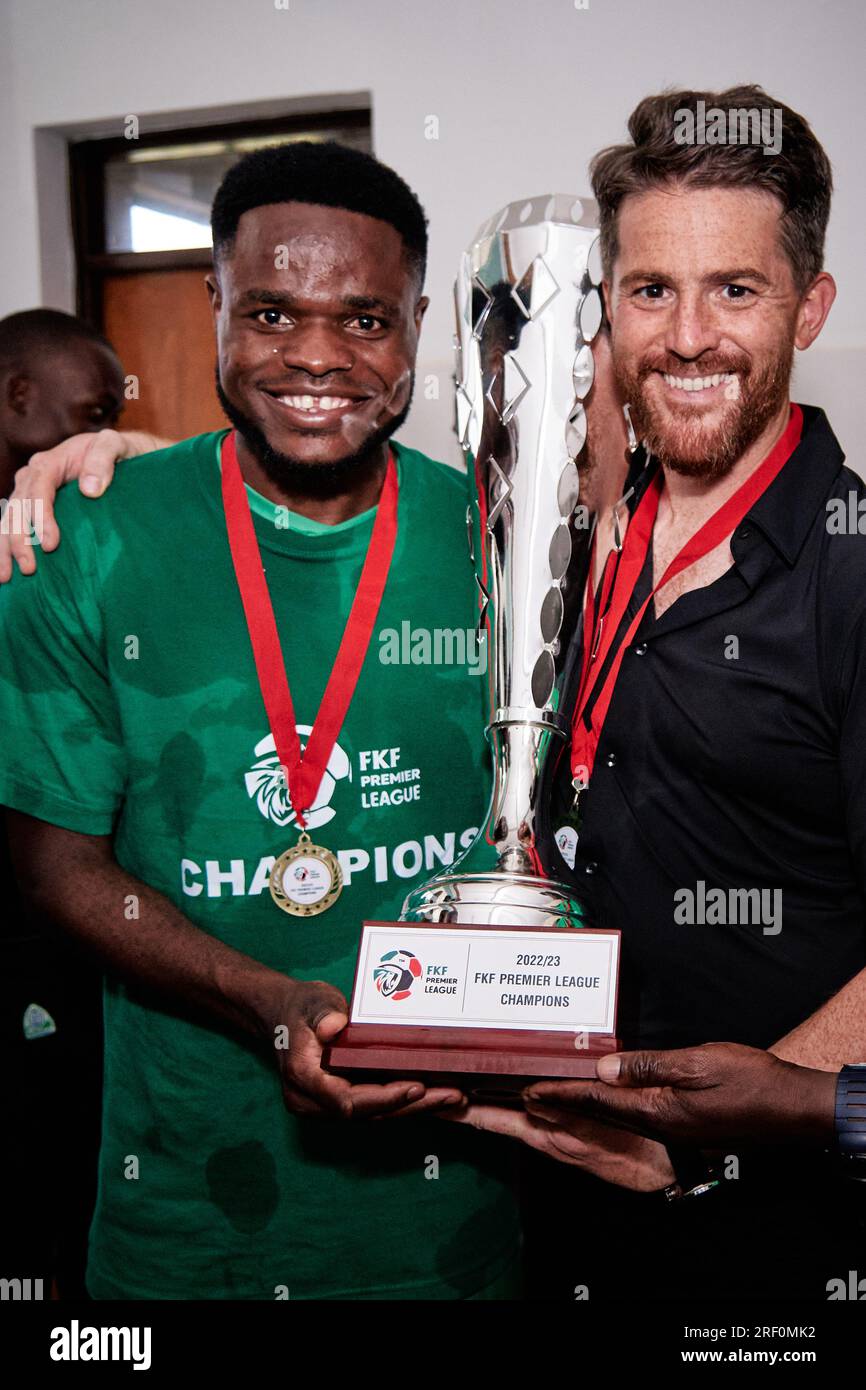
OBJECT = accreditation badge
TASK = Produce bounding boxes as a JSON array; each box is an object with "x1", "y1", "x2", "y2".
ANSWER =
[{"x1": 269, "y1": 831, "x2": 343, "y2": 917}]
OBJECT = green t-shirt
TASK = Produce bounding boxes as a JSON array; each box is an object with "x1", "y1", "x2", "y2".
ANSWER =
[{"x1": 0, "y1": 433, "x2": 519, "y2": 1300}]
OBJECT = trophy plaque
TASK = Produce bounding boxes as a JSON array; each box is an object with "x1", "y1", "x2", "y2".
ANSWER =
[{"x1": 325, "y1": 195, "x2": 620, "y2": 1095}]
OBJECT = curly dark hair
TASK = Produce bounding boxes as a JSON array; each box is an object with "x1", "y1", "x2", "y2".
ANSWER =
[
  {"x1": 211, "y1": 140, "x2": 428, "y2": 286},
  {"x1": 590, "y1": 85, "x2": 833, "y2": 293}
]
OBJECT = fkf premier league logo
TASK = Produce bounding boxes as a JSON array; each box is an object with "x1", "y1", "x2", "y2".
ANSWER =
[
  {"x1": 244, "y1": 729, "x2": 350, "y2": 831},
  {"x1": 373, "y1": 949, "x2": 423, "y2": 1001}
]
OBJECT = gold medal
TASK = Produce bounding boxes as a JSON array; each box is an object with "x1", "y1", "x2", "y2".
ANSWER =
[{"x1": 269, "y1": 831, "x2": 343, "y2": 917}]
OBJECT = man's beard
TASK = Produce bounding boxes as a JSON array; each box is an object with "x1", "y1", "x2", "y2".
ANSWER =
[
  {"x1": 613, "y1": 340, "x2": 794, "y2": 483},
  {"x1": 215, "y1": 369, "x2": 413, "y2": 499}
]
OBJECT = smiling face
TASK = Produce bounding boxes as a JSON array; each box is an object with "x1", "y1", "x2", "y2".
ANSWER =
[
  {"x1": 207, "y1": 202, "x2": 427, "y2": 486},
  {"x1": 606, "y1": 183, "x2": 834, "y2": 480}
]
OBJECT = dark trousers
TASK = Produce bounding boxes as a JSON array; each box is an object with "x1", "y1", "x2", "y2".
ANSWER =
[
  {"x1": 521, "y1": 1146, "x2": 866, "y2": 1302},
  {"x1": 0, "y1": 933, "x2": 103, "y2": 1299}
]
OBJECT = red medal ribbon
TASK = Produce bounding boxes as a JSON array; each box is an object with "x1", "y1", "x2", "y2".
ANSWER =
[
  {"x1": 221, "y1": 431, "x2": 398, "y2": 829},
  {"x1": 571, "y1": 403, "x2": 803, "y2": 786},
  {"x1": 577, "y1": 532, "x2": 618, "y2": 703}
]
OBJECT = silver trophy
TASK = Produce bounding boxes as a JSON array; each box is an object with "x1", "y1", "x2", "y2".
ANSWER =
[{"x1": 402, "y1": 195, "x2": 604, "y2": 931}]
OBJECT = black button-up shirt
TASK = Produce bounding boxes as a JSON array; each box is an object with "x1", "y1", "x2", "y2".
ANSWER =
[{"x1": 551, "y1": 404, "x2": 866, "y2": 1050}]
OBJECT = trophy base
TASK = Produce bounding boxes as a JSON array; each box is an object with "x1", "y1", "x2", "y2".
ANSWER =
[
  {"x1": 325, "y1": 1024, "x2": 620, "y2": 1101},
  {"x1": 325, "y1": 908, "x2": 620, "y2": 1100}
]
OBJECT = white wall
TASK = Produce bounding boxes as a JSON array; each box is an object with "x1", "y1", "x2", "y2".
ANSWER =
[{"x1": 1, "y1": 0, "x2": 864, "y2": 470}]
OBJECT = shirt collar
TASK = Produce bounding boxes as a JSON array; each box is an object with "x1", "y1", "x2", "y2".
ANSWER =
[
  {"x1": 625, "y1": 404, "x2": 844, "y2": 568},
  {"x1": 743, "y1": 405, "x2": 844, "y2": 565}
]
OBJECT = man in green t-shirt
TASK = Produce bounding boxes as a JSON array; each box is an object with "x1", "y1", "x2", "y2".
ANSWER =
[{"x1": 0, "y1": 141, "x2": 519, "y2": 1300}]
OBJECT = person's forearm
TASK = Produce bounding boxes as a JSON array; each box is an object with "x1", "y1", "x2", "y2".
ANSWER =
[
  {"x1": 120, "y1": 430, "x2": 176, "y2": 456},
  {"x1": 770, "y1": 965, "x2": 866, "y2": 1071},
  {"x1": 15, "y1": 839, "x2": 292, "y2": 1047}
]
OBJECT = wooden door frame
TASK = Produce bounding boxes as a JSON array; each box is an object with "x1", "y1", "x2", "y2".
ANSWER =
[{"x1": 69, "y1": 107, "x2": 372, "y2": 326}]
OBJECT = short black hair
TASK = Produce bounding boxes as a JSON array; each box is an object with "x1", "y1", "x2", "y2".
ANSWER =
[
  {"x1": 0, "y1": 308, "x2": 116, "y2": 369},
  {"x1": 211, "y1": 140, "x2": 428, "y2": 287}
]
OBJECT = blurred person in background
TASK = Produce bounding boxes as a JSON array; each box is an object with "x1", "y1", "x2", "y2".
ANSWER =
[{"x1": 0, "y1": 308, "x2": 124, "y2": 1298}]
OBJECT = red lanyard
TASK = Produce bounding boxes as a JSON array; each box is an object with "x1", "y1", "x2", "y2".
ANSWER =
[
  {"x1": 577, "y1": 534, "x2": 618, "y2": 703},
  {"x1": 571, "y1": 404, "x2": 803, "y2": 787},
  {"x1": 221, "y1": 431, "x2": 398, "y2": 829}
]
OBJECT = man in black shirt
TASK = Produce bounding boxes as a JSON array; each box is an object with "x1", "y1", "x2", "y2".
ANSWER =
[
  {"x1": 558, "y1": 402, "x2": 865, "y2": 1056},
  {"x1": 451, "y1": 85, "x2": 866, "y2": 1300}
]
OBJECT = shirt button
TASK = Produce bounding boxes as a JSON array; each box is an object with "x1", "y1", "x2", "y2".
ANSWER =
[
  {"x1": 634, "y1": 643, "x2": 648, "y2": 656},
  {"x1": 585, "y1": 861, "x2": 598, "y2": 875},
  {"x1": 606, "y1": 752, "x2": 617, "y2": 768}
]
